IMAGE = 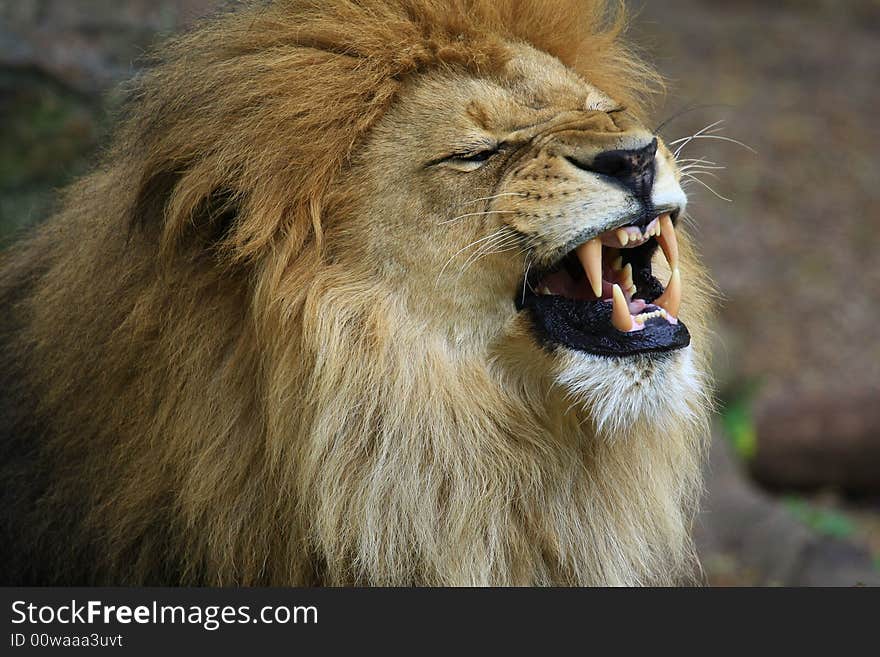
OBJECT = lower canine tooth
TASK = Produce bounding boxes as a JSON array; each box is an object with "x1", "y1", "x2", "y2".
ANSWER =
[
  {"x1": 611, "y1": 284, "x2": 632, "y2": 332},
  {"x1": 621, "y1": 263, "x2": 634, "y2": 291},
  {"x1": 576, "y1": 238, "x2": 603, "y2": 298},
  {"x1": 654, "y1": 267, "x2": 681, "y2": 317}
]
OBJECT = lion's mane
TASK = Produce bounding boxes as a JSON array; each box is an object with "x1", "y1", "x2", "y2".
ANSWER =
[{"x1": 0, "y1": 0, "x2": 710, "y2": 585}]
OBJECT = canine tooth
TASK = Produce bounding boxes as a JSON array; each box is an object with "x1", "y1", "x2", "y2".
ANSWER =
[
  {"x1": 576, "y1": 238, "x2": 603, "y2": 297},
  {"x1": 657, "y1": 214, "x2": 679, "y2": 268},
  {"x1": 654, "y1": 267, "x2": 681, "y2": 317},
  {"x1": 611, "y1": 284, "x2": 632, "y2": 332},
  {"x1": 621, "y1": 263, "x2": 634, "y2": 291},
  {"x1": 616, "y1": 228, "x2": 630, "y2": 247}
]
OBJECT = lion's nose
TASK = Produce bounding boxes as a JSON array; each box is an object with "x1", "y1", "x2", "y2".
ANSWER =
[{"x1": 567, "y1": 138, "x2": 658, "y2": 199}]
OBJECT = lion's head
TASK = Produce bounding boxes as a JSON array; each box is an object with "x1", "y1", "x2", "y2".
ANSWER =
[
  {"x1": 351, "y1": 45, "x2": 703, "y2": 439},
  {"x1": 3, "y1": 0, "x2": 713, "y2": 586}
]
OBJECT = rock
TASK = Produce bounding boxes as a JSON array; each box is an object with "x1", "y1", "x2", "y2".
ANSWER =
[
  {"x1": 751, "y1": 392, "x2": 880, "y2": 492},
  {"x1": 696, "y1": 431, "x2": 880, "y2": 586},
  {"x1": 0, "y1": 0, "x2": 217, "y2": 93}
]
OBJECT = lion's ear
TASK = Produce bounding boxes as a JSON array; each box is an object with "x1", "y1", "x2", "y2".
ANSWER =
[{"x1": 130, "y1": 166, "x2": 241, "y2": 259}]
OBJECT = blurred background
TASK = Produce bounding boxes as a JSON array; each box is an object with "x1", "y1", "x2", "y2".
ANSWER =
[{"x1": 1, "y1": 0, "x2": 878, "y2": 585}]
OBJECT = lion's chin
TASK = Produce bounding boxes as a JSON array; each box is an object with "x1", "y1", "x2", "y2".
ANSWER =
[{"x1": 554, "y1": 345, "x2": 703, "y2": 438}]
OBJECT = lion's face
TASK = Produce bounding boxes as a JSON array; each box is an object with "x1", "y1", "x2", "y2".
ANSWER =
[{"x1": 336, "y1": 43, "x2": 694, "y2": 433}]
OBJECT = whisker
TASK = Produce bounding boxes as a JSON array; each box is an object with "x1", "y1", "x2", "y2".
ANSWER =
[
  {"x1": 450, "y1": 228, "x2": 526, "y2": 283},
  {"x1": 456, "y1": 234, "x2": 522, "y2": 279},
  {"x1": 438, "y1": 210, "x2": 517, "y2": 225},
  {"x1": 677, "y1": 157, "x2": 719, "y2": 165},
  {"x1": 683, "y1": 170, "x2": 722, "y2": 181},
  {"x1": 670, "y1": 119, "x2": 726, "y2": 158},
  {"x1": 474, "y1": 243, "x2": 521, "y2": 260},
  {"x1": 680, "y1": 134, "x2": 757, "y2": 154},
  {"x1": 670, "y1": 119, "x2": 724, "y2": 158},
  {"x1": 436, "y1": 228, "x2": 508, "y2": 283},
  {"x1": 679, "y1": 166, "x2": 726, "y2": 176},
  {"x1": 668, "y1": 119, "x2": 725, "y2": 146},
  {"x1": 682, "y1": 174, "x2": 732, "y2": 202},
  {"x1": 678, "y1": 159, "x2": 725, "y2": 171},
  {"x1": 521, "y1": 256, "x2": 533, "y2": 306},
  {"x1": 456, "y1": 192, "x2": 527, "y2": 207},
  {"x1": 463, "y1": 231, "x2": 521, "y2": 263}
]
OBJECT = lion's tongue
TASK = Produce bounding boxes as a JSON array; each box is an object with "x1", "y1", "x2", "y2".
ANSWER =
[{"x1": 574, "y1": 213, "x2": 681, "y2": 332}]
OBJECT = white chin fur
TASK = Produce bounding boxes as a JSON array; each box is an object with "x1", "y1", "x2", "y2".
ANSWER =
[{"x1": 554, "y1": 345, "x2": 704, "y2": 439}]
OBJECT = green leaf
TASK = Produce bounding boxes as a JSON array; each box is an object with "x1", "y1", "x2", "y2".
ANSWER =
[
  {"x1": 783, "y1": 496, "x2": 856, "y2": 539},
  {"x1": 719, "y1": 383, "x2": 760, "y2": 461}
]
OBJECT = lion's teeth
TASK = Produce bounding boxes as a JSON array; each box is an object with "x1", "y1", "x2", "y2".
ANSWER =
[
  {"x1": 654, "y1": 267, "x2": 681, "y2": 317},
  {"x1": 657, "y1": 213, "x2": 679, "y2": 268},
  {"x1": 634, "y1": 307, "x2": 673, "y2": 325},
  {"x1": 576, "y1": 238, "x2": 603, "y2": 298},
  {"x1": 611, "y1": 284, "x2": 632, "y2": 332},
  {"x1": 616, "y1": 228, "x2": 630, "y2": 247},
  {"x1": 621, "y1": 262, "x2": 634, "y2": 292},
  {"x1": 612, "y1": 255, "x2": 624, "y2": 272},
  {"x1": 539, "y1": 286, "x2": 552, "y2": 296}
]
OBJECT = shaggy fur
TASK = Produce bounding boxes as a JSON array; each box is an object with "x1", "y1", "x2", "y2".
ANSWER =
[{"x1": 0, "y1": 0, "x2": 713, "y2": 586}]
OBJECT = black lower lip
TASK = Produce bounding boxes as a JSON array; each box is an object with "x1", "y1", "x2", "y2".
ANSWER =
[{"x1": 517, "y1": 292, "x2": 690, "y2": 357}]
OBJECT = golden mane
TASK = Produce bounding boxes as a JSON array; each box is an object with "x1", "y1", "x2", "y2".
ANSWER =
[
  {"x1": 121, "y1": 0, "x2": 659, "y2": 262},
  {"x1": 0, "y1": 0, "x2": 710, "y2": 586}
]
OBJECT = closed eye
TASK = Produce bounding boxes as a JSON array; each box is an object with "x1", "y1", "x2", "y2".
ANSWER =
[
  {"x1": 432, "y1": 145, "x2": 501, "y2": 172},
  {"x1": 453, "y1": 149, "x2": 496, "y2": 163}
]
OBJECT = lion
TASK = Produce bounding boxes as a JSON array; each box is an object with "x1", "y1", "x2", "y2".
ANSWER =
[{"x1": 0, "y1": 0, "x2": 713, "y2": 586}]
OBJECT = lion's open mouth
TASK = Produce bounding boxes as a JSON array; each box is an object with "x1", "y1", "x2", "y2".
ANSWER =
[{"x1": 517, "y1": 212, "x2": 690, "y2": 357}]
